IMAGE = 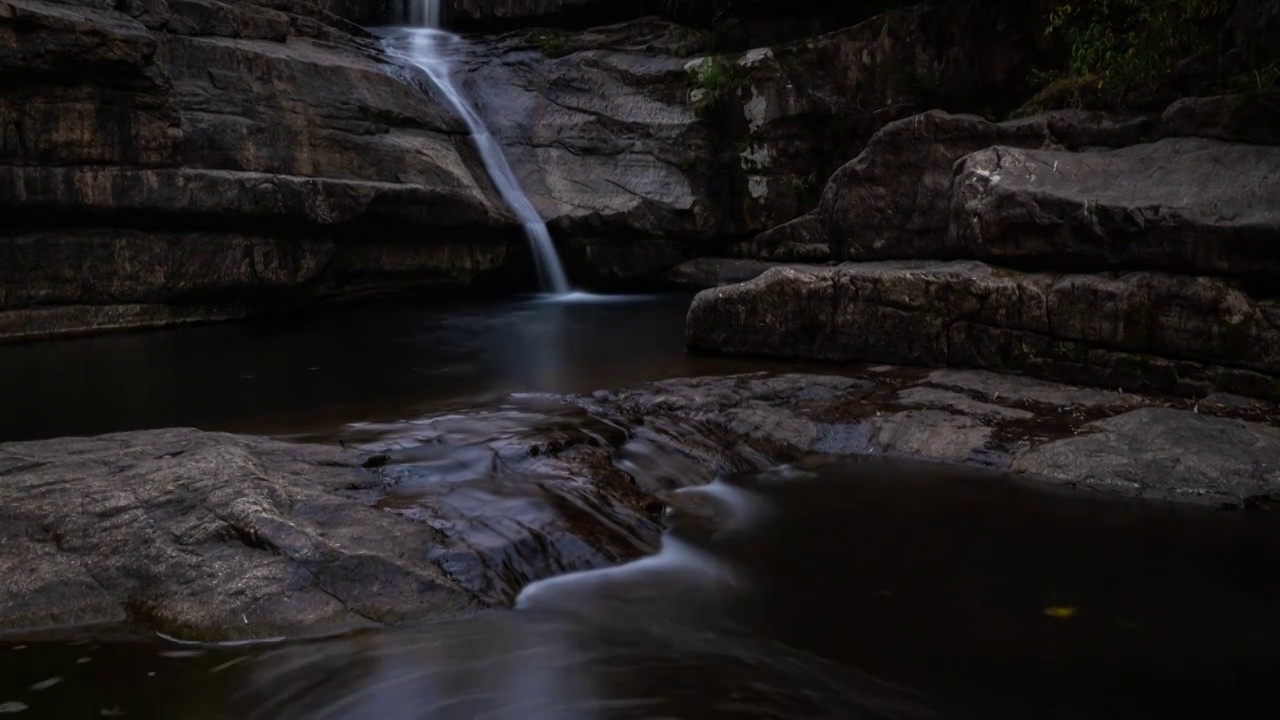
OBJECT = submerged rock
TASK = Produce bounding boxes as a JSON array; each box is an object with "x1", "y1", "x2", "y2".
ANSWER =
[{"x1": 686, "y1": 262, "x2": 1280, "y2": 401}]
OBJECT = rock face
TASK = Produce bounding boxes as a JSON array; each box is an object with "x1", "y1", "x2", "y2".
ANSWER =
[
  {"x1": 949, "y1": 138, "x2": 1280, "y2": 282},
  {"x1": 686, "y1": 263, "x2": 1280, "y2": 401},
  {"x1": 0, "y1": 0, "x2": 524, "y2": 342},
  {"x1": 691, "y1": 103, "x2": 1280, "y2": 400},
  {"x1": 460, "y1": 1, "x2": 1054, "y2": 283}
]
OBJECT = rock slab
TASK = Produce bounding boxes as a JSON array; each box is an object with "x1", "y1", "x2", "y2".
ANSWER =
[
  {"x1": 0, "y1": 429, "x2": 480, "y2": 640},
  {"x1": 686, "y1": 262, "x2": 1280, "y2": 401}
]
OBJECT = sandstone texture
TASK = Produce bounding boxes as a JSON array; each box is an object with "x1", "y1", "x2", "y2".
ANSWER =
[
  {"x1": 687, "y1": 262, "x2": 1280, "y2": 401},
  {"x1": 0, "y1": 0, "x2": 521, "y2": 341},
  {"x1": 460, "y1": 2, "x2": 1052, "y2": 282},
  {"x1": 949, "y1": 138, "x2": 1280, "y2": 282},
  {"x1": 4, "y1": 366, "x2": 1277, "y2": 639},
  {"x1": 684, "y1": 100, "x2": 1280, "y2": 400}
]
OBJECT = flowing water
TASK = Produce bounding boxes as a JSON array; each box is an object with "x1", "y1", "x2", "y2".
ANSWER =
[
  {"x1": 384, "y1": 0, "x2": 571, "y2": 294},
  {"x1": 3, "y1": 458, "x2": 1279, "y2": 719},
  {"x1": 4, "y1": 4, "x2": 1280, "y2": 713}
]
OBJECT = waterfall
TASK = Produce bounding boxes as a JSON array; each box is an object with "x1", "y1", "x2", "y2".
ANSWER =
[{"x1": 391, "y1": 0, "x2": 572, "y2": 296}]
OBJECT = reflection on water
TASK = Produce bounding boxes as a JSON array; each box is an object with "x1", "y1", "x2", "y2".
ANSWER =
[
  {"x1": 4, "y1": 457, "x2": 1278, "y2": 719},
  {"x1": 0, "y1": 294, "x2": 801, "y2": 442}
]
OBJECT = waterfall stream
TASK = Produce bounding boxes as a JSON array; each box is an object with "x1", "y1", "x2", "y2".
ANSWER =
[{"x1": 390, "y1": 0, "x2": 572, "y2": 295}]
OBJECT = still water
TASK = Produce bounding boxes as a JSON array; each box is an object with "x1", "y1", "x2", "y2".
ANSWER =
[
  {"x1": 0, "y1": 294, "x2": 794, "y2": 442},
  {"x1": 1, "y1": 296, "x2": 1278, "y2": 719},
  {"x1": 2, "y1": 458, "x2": 1278, "y2": 719}
]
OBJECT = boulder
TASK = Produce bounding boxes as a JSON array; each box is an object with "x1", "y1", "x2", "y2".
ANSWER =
[
  {"x1": 685, "y1": 262, "x2": 1280, "y2": 401},
  {"x1": 948, "y1": 138, "x2": 1280, "y2": 282},
  {"x1": 1161, "y1": 92, "x2": 1280, "y2": 146},
  {"x1": 813, "y1": 110, "x2": 1158, "y2": 261},
  {"x1": 0, "y1": 0, "x2": 521, "y2": 341},
  {"x1": 733, "y1": 211, "x2": 830, "y2": 261}
]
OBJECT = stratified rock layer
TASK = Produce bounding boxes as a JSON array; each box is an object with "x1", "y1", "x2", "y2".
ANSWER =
[
  {"x1": 3, "y1": 367, "x2": 1277, "y2": 639},
  {"x1": 949, "y1": 138, "x2": 1280, "y2": 282},
  {"x1": 686, "y1": 263, "x2": 1280, "y2": 401},
  {"x1": 0, "y1": 0, "x2": 519, "y2": 341}
]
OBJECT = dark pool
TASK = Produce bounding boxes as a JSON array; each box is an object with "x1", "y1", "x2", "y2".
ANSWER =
[
  {"x1": 2, "y1": 457, "x2": 1278, "y2": 719},
  {"x1": 0, "y1": 293, "x2": 798, "y2": 442}
]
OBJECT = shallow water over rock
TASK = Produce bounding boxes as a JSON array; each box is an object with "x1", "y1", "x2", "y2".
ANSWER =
[{"x1": 3, "y1": 457, "x2": 1279, "y2": 719}]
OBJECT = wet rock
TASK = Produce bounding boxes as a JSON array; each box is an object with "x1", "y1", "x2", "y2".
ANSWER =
[
  {"x1": 4, "y1": 367, "x2": 1279, "y2": 639},
  {"x1": 578, "y1": 369, "x2": 1280, "y2": 506},
  {"x1": 949, "y1": 138, "x2": 1280, "y2": 282},
  {"x1": 461, "y1": 20, "x2": 710, "y2": 255},
  {"x1": 0, "y1": 0, "x2": 519, "y2": 342},
  {"x1": 0, "y1": 428, "x2": 480, "y2": 640},
  {"x1": 685, "y1": 262, "x2": 1280, "y2": 401},
  {"x1": 1014, "y1": 408, "x2": 1280, "y2": 506},
  {"x1": 664, "y1": 257, "x2": 779, "y2": 291}
]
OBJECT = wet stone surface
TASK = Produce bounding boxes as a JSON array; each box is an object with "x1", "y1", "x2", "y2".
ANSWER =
[{"x1": 2, "y1": 366, "x2": 1279, "y2": 641}]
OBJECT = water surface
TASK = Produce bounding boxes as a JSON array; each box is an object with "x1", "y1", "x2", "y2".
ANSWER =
[
  {"x1": 3, "y1": 458, "x2": 1277, "y2": 719},
  {"x1": 0, "y1": 294, "x2": 794, "y2": 442}
]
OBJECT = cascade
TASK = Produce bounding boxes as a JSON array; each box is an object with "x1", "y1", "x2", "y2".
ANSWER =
[{"x1": 392, "y1": 0, "x2": 572, "y2": 295}]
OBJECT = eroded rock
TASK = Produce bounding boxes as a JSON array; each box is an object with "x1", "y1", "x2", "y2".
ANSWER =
[
  {"x1": 0, "y1": 0, "x2": 520, "y2": 341},
  {"x1": 685, "y1": 262, "x2": 1280, "y2": 401},
  {"x1": 0, "y1": 429, "x2": 480, "y2": 640},
  {"x1": 813, "y1": 110, "x2": 1158, "y2": 261},
  {"x1": 3, "y1": 366, "x2": 1278, "y2": 639},
  {"x1": 664, "y1": 257, "x2": 780, "y2": 291},
  {"x1": 949, "y1": 138, "x2": 1280, "y2": 282}
]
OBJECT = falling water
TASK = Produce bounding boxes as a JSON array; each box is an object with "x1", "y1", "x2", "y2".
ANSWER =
[{"x1": 391, "y1": 0, "x2": 571, "y2": 295}]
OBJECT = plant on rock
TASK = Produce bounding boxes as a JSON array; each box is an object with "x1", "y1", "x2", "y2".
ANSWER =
[
  {"x1": 1028, "y1": 0, "x2": 1231, "y2": 108},
  {"x1": 688, "y1": 56, "x2": 747, "y2": 110}
]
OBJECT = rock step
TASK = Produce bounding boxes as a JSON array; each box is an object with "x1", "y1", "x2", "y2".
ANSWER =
[
  {"x1": 686, "y1": 261, "x2": 1280, "y2": 401},
  {"x1": 949, "y1": 138, "x2": 1280, "y2": 283},
  {"x1": 806, "y1": 107, "x2": 1280, "y2": 283}
]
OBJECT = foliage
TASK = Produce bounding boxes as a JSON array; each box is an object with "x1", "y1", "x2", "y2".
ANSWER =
[
  {"x1": 783, "y1": 172, "x2": 820, "y2": 208},
  {"x1": 533, "y1": 32, "x2": 572, "y2": 58},
  {"x1": 688, "y1": 56, "x2": 746, "y2": 110},
  {"x1": 1033, "y1": 0, "x2": 1232, "y2": 106}
]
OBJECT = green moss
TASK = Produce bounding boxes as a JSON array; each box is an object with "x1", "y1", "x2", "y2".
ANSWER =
[
  {"x1": 688, "y1": 56, "x2": 747, "y2": 110},
  {"x1": 533, "y1": 32, "x2": 572, "y2": 58}
]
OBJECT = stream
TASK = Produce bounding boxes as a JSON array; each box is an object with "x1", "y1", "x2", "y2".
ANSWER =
[{"x1": 2, "y1": 295, "x2": 1279, "y2": 719}]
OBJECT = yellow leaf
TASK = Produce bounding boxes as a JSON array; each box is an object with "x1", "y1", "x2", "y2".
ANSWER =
[{"x1": 1043, "y1": 605, "x2": 1078, "y2": 619}]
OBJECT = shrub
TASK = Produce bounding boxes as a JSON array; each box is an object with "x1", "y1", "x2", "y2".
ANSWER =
[{"x1": 1036, "y1": 0, "x2": 1232, "y2": 105}]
